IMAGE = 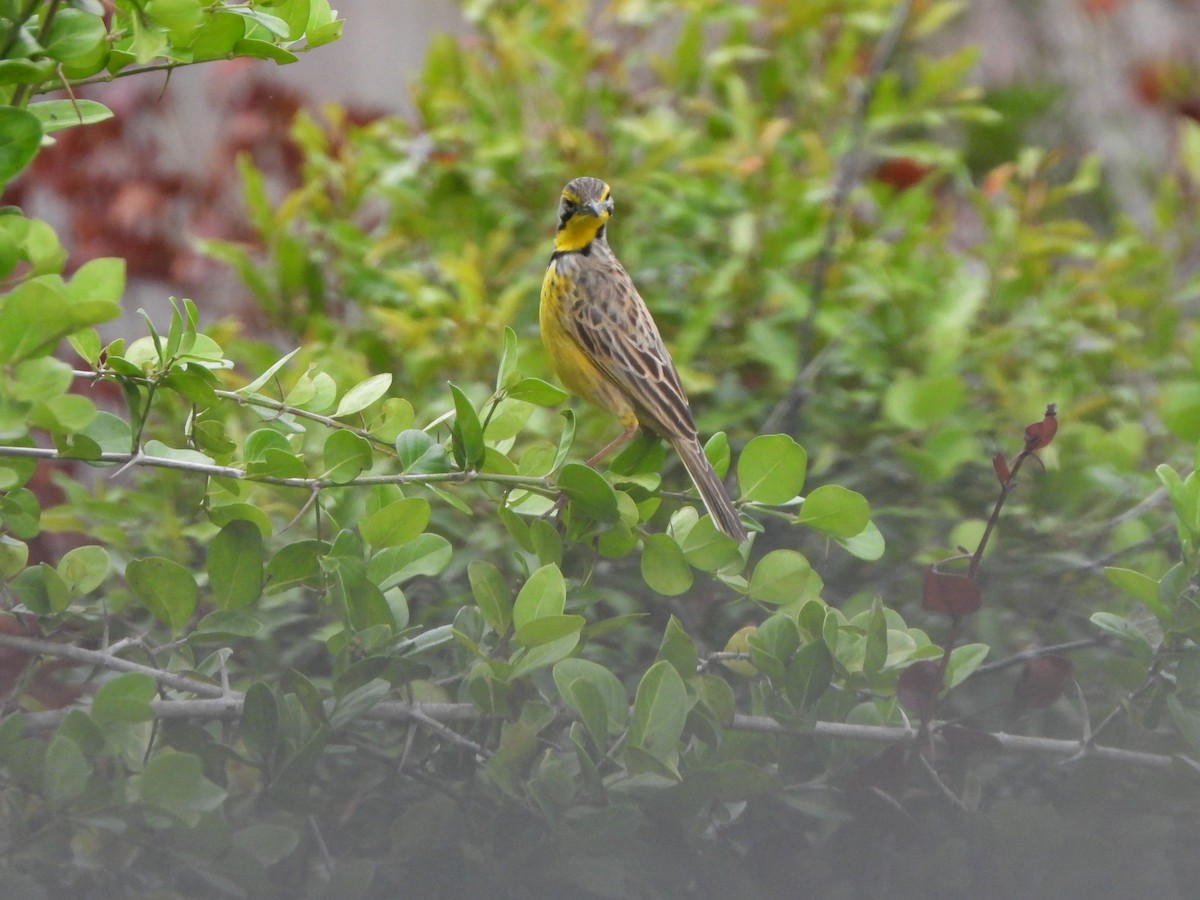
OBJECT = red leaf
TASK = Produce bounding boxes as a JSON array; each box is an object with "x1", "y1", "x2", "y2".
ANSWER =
[
  {"x1": 992, "y1": 452, "x2": 1011, "y2": 484},
  {"x1": 1014, "y1": 655, "x2": 1074, "y2": 708},
  {"x1": 1023, "y1": 403, "x2": 1058, "y2": 451},
  {"x1": 923, "y1": 565, "x2": 982, "y2": 617},
  {"x1": 874, "y1": 158, "x2": 932, "y2": 191},
  {"x1": 897, "y1": 660, "x2": 942, "y2": 713}
]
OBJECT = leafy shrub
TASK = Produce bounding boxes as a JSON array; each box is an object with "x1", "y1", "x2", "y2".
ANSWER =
[{"x1": 1, "y1": 0, "x2": 1200, "y2": 897}]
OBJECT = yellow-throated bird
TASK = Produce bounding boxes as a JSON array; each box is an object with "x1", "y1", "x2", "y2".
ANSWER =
[{"x1": 540, "y1": 176, "x2": 748, "y2": 542}]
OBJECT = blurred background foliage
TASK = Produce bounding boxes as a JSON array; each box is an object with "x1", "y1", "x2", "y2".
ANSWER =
[
  {"x1": 3, "y1": 0, "x2": 1200, "y2": 896},
  {"x1": 206, "y1": 0, "x2": 1198, "y2": 637}
]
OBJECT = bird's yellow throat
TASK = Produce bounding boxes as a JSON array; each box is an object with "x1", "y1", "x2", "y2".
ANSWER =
[{"x1": 554, "y1": 212, "x2": 607, "y2": 253}]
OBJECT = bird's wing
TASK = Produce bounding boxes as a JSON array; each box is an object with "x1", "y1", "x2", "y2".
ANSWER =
[{"x1": 565, "y1": 271, "x2": 698, "y2": 440}]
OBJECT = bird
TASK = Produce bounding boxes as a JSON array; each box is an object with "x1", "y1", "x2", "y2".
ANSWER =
[{"x1": 539, "y1": 176, "x2": 748, "y2": 542}]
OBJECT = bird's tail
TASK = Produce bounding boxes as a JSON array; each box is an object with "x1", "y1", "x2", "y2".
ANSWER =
[{"x1": 672, "y1": 436, "x2": 749, "y2": 542}]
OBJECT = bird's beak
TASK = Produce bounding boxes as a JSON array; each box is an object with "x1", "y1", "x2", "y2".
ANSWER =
[{"x1": 584, "y1": 200, "x2": 607, "y2": 219}]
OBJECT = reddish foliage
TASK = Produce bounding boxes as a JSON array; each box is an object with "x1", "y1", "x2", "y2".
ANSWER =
[
  {"x1": 992, "y1": 451, "x2": 1011, "y2": 484},
  {"x1": 1131, "y1": 59, "x2": 1200, "y2": 122},
  {"x1": 1014, "y1": 655, "x2": 1074, "y2": 708},
  {"x1": 980, "y1": 162, "x2": 1015, "y2": 198},
  {"x1": 2, "y1": 67, "x2": 380, "y2": 293},
  {"x1": 873, "y1": 158, "x2": 932, "y2": 191},
  {"x1": 1081, "y1": 0, "x2": 1123, "y2": 15},
  {"x1": 1023, "y1": 403, "x2": 1058, "y2": 452},
  {"x1": 897, "y1": 659, "x2": 942, "y2": 713},
  {"x1": 922, "y1": 564, "x2": 981, "y2": 617}
]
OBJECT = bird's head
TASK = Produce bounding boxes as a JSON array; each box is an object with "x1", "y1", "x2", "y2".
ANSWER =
[{"x1": 554, "y1": 176, "x2": 614, "y2": 252}]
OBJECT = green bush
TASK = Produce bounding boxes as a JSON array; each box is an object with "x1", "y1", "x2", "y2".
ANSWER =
[{"x1": 1, "y1": 0, "x2": 1200, "y2": 896}]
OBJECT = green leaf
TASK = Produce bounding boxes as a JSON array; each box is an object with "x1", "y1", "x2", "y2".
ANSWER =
[
  {"x1": 836, "y1": 520, "x2": 886, "y2": 561},
  {"x1": 495, "y1": 326, "x2": 520, "y2": 391},
  {"x1": 513, "y1": 563, "x2": 566, "y2": 628},
  {"x1": 514, "y1": 614, "x2": 586, "y2": 647},
  {"x1": 237, "y1": 347, "x2": 300, "y2": 396},
  {"x1": 509, "y1": 631, "x2": 581, "y2": 679},
  {"x1": 748, "y1": 550, "x2": 822, "y2": 605},
  {"x1": 656, "y1": 616, "x2": 699, "y2": 680},
  {"x1": 360, "y1": 498, "x2": 430, "y2": 550},
  {"x1": 367, "y1": 534, "x2": 453, "y2": 591},
  {"x1": 797, "y1": 484, "x2": 870, "y2": 537},
  {"x1": 737, "y1": 434, "x2": 807, "y2": 504},
  {"x1": 945, "y1": 643, "x2": 990, "y2": 690},
  {"x1": 189, "y1": 10, "x2": 246, "y2": 60},
  {"x1": 231, "y1": 38, "x2": 299, "y2": 63},
  {"x1": 240, "y1": 682, "x2": 279, "y2": 763},
  {"x1": 27, "y1": 100, "x2": 113, "y2": 134},
  {"x1": 1090, "y1": 612, "x2": 1155, "y2": 666},
  {"x1": 0, "y1": 536, "x2": 28, "y2": 578},
  {"x1": 469, "y1": 560, "x2": 511, "y2": 634},
  {"x1": 207, "y1": 520, "x2": 264, "y2": 610},
  {"x1": 0, "y1": 488, "x2": 40, "y2": 539},
  {"x1": 679, "y1": 514, "x2": 741, "y2": 572},
  {"x1": 0, "y1": 59, "x2": 55, "y2": 85},
  {"x1": 334, "y1": 373, "x2": 392, "y2": 418},
  {"x1": 11, "y1": 564, "x2": 70, "y2": 614},
  {"x1": 640, "y1": 533, "x2": 693, "y2": 596},
  {"x1": 92, "y1": 673, "x2": 156, "y2": 725},
  {"x1": 703, "y1": 431, "x2": 732, "y2": 479},
  {"x1": 135, "y1": 751, "x2": 227, "y2": 827},
  {"x1": 506, "y1": 377, "x2": 569, "y2": 406},
  {"x1": 395, "y1": 429, "x2": 449, "y2": 474},
  {"x1": 627, "y1": 660, "x2": 688, "y2": 760},
  {"x1": 863, "y1": 599, "x2": 888, "y2": 674},
  {"x1": 784, "y1": 640, "x2": 834, "y2": 710},
  {"x1": 44, "y1": 734, "x2": 90, "y2": 806},
  {"x1": 56, "y1": 545, "x2": 109, "y2": 595},
  {"x1": 449, "y1": 383, "x2": 485, "y2": 470},
  {"x1": 225, "y1": 5, "x2": 290, "y2": 38},
  {"x1": 260, "y1": 542, "x2": 324, "y2": 600},
  {"x1": 190, "y1": 609, "x2": 263, "y2": 642},
  {"x1": 0, "y1": 106, "x2": 42, "y2": 182},
  {"x1": 329, "y1": 678, "x2": 391, "y2": 729},
  {"x1": 44, "y1": 8, "x2": 107, "y2": 62},
  {"x1": 323, "y1": 430, "x2": 373, "y2": 484},
  {"x1": 553, "y1": 658, "x2": 628, "y2": 737},
  {"x1": 748, "y1": 614, "x2": 800, "y2": 680},
  {"x1": 558, "y1": 462, "x2": 619, "y2": 523},
  {"x1": 1104, "y1": 566, "x2": 1167, "y2": 619},
  {"x1": 127, "y1": 557, "x2": 198, "y2": 632}
]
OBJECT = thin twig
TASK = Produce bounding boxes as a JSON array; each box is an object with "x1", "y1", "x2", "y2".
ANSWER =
[
  {"x1": 762, "y1": 0, "x2": 913, "y2": 435},
  {"x1": 974, "y1": 638, "x2": 1106, "y2": 675},
  {"x1": 407, "y1": 707, "x2": 491, "y2": 759}
]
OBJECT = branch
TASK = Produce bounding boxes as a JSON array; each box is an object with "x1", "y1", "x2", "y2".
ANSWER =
[
  {"x1": 7, "y1": 662, "x2": 1171, "y2": 777},
  {"x1": 0, "y1": 631, "x2": 227, "y2": 698},
  {"x1": 0, "y1": 444, "x2": 558, "y2": 496},
  {"x1": 34, "y1": 41, "x2": 329, "y2": 95},
  {"x1": 734, "y1": 715, "x2": 1175, "y2": 770},
  {"x1": 762, "y1": 0, "x2": 913, "y2": 435}
]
